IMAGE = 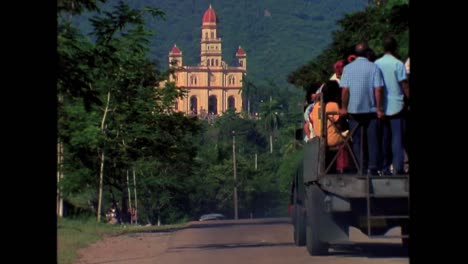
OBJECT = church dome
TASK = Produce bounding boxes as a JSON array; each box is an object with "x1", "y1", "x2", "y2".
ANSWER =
[
  {"x1": 236, "y1": 46, "x2": 246, "y2": 56},
  {"x1": 202, "y1": 5, "x2": 217, "y2": 24},
  {"x1": 169, "y1": 44, "x2": 181, "y2": 54}
]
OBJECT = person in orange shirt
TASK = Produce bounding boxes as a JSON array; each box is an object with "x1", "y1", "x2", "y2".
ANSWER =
[{"x1": 310, "y1": 80, "x2": 347, "y2": 147}]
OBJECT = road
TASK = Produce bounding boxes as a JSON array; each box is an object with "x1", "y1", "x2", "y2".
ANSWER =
[{"x1": 75, "y1": 218, "x2": 409, "y2": 264}]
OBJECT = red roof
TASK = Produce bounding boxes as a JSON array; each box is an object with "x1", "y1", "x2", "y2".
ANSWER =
[
  {"x1": 236, "y1": 46, "x2": 246, "y2": 55},
  {"x1": 202, "y1": 5, "x2": 217, "y2": 24},
  {"x1": 170, "y1": 44, "x2": 181, "y2": 54}
]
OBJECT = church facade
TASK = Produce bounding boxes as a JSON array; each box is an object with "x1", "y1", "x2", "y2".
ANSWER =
[{"x1": 167, "y1": 5, "x2": 247, "y2": 116}]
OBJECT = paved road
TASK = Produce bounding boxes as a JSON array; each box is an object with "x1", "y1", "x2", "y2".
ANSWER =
[{"x1": 76, "y1": 218, "x2": 409, "y2": 264}]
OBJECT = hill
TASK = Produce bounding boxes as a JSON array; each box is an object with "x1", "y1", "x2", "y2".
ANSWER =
[{"x1": 74, "y1": 0, "x2": 368, "y2": 90}]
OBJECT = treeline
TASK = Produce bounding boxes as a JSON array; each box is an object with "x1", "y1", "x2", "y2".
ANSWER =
[
  {"x1": 288, "y1": 0, "x2": 409, "y2": 89},
  {"x1": 72, "y1": 0, "x2": 369, "y2": 89}
]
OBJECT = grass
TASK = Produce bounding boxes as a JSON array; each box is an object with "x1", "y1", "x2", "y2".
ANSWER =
[{"x1": 57, "y1": 217, "x2": 189, "y2": 264}]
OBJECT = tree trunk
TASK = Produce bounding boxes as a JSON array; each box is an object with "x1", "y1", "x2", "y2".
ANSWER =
[
  {"x1": 97, "y1": 151, "x2": 105, "y2": 222},
  {"x1": 255, "y1": 152, "x2": 257, "y2": 170},
  {"x1": 270, "y1": 134, "x2": 273, "y2": 153},
  {"x1": 57, "y1": 142, "x2": 64, "y2": 217},
  {"x1": 126, "y1": 170, "x2": 132, "y2": 224},
  {"x1": 97, "y1": 91, "x2": 111, "y2": 222},
  {"x1": 133, "y1": 168, "x2": 138, "y2": 225}
]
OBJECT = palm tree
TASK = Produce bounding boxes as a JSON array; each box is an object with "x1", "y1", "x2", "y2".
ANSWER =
[
  {"x1": 240, "y1": 74, "x2": 257, "y2": 118},
  {"x1": 260, "y1": 98, "x2": 281, "y2": 153}
]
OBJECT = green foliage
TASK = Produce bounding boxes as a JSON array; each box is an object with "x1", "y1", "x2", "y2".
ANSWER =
[
  {"x1": 59, "y1": 0, "x2": 201, "y2": 225},
  {"x1": 288, "y1": 0, "x2": 409, "y2": 89}
]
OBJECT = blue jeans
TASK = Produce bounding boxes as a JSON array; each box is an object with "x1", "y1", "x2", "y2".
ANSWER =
[
  {"x1": 348, "y1": 113, "x2": 382, "y2": 174},
  {"x1": 382, "y1": 110, "x2": 406, "y2": 174}
]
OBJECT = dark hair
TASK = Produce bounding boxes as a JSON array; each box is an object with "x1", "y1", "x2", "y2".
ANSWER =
[
  {"x1": 322, "y1": 80, "x2": 341, "y2": 104},
  {"x1": 304, "y1": 82, "x2": 322, "y2": 104},
  {"x1": 355, "y1": 42, "x2": 369, "y2": 57},
  {"x1": 366, "y1": 48, "x2": 377, "y2": 62},
  {"x1": 383, "y1": 36, "x2": 397, "y2": 53}
]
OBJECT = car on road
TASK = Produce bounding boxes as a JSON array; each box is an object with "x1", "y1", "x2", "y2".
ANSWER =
[{"x1": 199, "y1": 213, "x2": 226, "y2": 221}]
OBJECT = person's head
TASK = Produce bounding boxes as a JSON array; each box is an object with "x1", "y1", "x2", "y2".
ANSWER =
[
  {"x1": 321, "y1": 80, "x2": 341, "y2": 104},
  {"x1": 355, "y1": 42, "x2": 369, "y2": 57},
  {"x1": 366, "y1": 48, "x2": 377, "y2": 62},
  {"x1": 305, "y1": 82, "x2": 322, "y2": 104},
  {"x1": 334, "y1": 59, "x2": 345, "y2": 78},
  {"x1": 383, "y1": 36, "x2": 397, "y2": 53}
]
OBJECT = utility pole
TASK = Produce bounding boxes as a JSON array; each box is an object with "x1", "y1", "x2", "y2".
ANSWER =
[{"x1": 232, "y1": 130, "x2": 238, "y2": 220}]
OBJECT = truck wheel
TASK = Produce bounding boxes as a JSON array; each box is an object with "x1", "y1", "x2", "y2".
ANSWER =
[
  {"x1": 293, "y1": 202, "x2": 306, "y2": 246},
  {"x1": 305, "y1": 184, "x2": 329, "y2": 256},
  {"x1": 401, "y1": 221, "x2": 409, "y2": 252}
]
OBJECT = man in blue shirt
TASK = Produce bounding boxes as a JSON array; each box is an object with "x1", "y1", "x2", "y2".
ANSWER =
[
  {"x1": 340, "y1": 43, "x2": 384, "y2": 175},
  {"x1": 375, "y1": 36, "x2": 409, "y2": 175}
]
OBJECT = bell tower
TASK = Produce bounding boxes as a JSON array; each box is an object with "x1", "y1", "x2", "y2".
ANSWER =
[{"x1": 200, "y1": 5, "x2": 222, "y2": 67}]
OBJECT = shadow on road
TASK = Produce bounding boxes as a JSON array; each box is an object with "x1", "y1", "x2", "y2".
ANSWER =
[
  {"x1": 168, "y1": 242, "x2": 296, "y2": 252},
  {"x1": 330, "y1": 242, "x2": 408, "y2": 258},
  {"x1": 188, "y1": 218, "x2": 290, "y2": 229}
]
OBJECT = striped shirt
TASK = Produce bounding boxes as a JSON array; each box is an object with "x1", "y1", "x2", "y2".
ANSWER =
[{"x1": 340, "y1": 57, "x2": 384, "y2": 114}]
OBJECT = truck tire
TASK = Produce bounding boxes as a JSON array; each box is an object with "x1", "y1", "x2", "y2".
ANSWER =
[
  {"x1": 293, "y1": 201, "x2": 306, "y2": 246},
  {"x1": 305, "y1": 184, "x2": 329, "y2": 255},
  {"x1": 401, "y1": 221, "x2": 409, "y2": 252}
]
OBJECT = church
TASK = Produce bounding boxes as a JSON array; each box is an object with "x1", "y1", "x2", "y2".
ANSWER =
[{"x1": 167, "y1": 5, "x2": 247, "y2": 117}]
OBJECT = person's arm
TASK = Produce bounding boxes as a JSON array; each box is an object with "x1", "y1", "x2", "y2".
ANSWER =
[
  {"x1": 400, "y1": 79, "x2": 409, "y2": 99},
  {"x1": 304, "y1": 121, "x2": 310, "y2": 139},
  {"x1": 340, "y1": 87, "x2": 349, "y2": 116},
  {"x1": 373, "y1": 66, "x2": 385, "y2": 119},
  {"x1": 397, "y1": 61, "x2": 410, "y2": 99},
  {"x1": 374, "y1": 86, "x2": 384, "y2": 119}
]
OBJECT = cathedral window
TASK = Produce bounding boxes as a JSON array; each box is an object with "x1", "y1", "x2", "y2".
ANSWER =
[
  {"x1": 211, "y1": 32, "x2": 214, "y2": 39},
  {"x1": 190, "y1": 96, "x2": 198, "y2": 114},
  {"x1": 190, "y1": 75, "x2": 198, "y2": 85},
  {"x1": 228, "y1": 75, "x2": 235, "y2": 85},
  {"x1": 228, "y1": 96, "x2": 235, "y2": 110},
  {"x1": 208, "y1": 95, "x2": 218, "y2": 115}
]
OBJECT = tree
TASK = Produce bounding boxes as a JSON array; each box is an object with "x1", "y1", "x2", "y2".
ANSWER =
[
  {"x1": 260, "y1": 99, "x2": 281, "y2": 153},
  {"x1": 287, "y1": 0, "x2": 409, "y2": 90},
  {"x1": 58, "y1": 0, "x2": 201, "y2": 223}
]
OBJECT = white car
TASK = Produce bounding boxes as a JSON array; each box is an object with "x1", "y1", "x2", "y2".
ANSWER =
[{"x1": 199, "y1": 213, "x2": 226, "y2": 221}]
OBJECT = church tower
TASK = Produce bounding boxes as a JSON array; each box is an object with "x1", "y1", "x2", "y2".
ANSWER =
[
  {"x1": 168, "y1": 44, "x2": 182, "y2": 67},
  {"x1": 200, "y1": 5, "x2": 222, "y2": 67},
  {"x1": 236, "y1": 46, "x2": 246, "y2": 69},
  {"x1": 165, "y1": 5, "x2": 247, "y2": 117}
]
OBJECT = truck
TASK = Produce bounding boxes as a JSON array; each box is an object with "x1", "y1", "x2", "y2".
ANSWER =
[{"x1": 291, "y1": 95, "x2": 409, "y2": 255}]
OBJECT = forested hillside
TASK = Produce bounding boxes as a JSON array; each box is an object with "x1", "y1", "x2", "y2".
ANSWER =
[
  {"x1": 58, "y1": 0, "x2": 408, "y2": 226},
  {"x1": 74, "y1": 0, "x2": 368, "y2": 89}
]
